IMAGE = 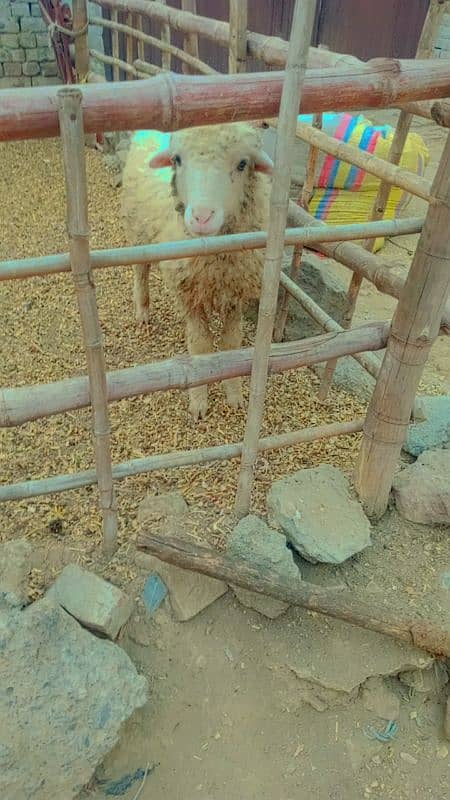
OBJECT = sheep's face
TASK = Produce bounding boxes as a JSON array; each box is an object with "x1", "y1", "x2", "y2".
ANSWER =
[{"x1": 149, "y1": 123, "x2": 273, "y2": 236}]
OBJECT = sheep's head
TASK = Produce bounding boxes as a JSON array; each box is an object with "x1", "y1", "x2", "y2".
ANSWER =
[{"x1": 149, "y1": 123, "x2": 273, "y2": 236}]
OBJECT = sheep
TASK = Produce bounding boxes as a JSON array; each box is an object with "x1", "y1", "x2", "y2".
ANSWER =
[{"x1": 121, "y1": 122, "x2": 273, "y2": 421}]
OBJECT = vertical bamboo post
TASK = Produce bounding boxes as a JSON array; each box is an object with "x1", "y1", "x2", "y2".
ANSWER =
[
  {"x1": 234, "y1": 0, "x2": 318, "y2": 517},
  {"x1": 158, "y1": 0, "x2": 171, "y2": 70},
  {"x1": 317, "y1": 0, "x2": 444, "y2": 401},
  {"x1": 135, "y1": 14, "x2": 145, "y2": 62},
  {"x1": 229, "y1": 0, "x2": 248, "y2": 74},
  {"x1": 273, "y1": 111, "x2": 323, "y2": 343},
  {"x1": 72, "y1": 0, "x2": 89, "y2": 82},
  {"x1": 126, "y1": 12, "x2": 134, "y2": 78},
  {"x1": 181, "y1": 0, "x2": 199, "y2": 74},
  {"x1": 57, "y1": 88, "x2": 118, "y2": 555},
  {"x1": 355, "y1": 130, "x2": 450, "y2": 519},
  {"x1": 111, "y1": 9, "x2": 120, "y2": 80}
]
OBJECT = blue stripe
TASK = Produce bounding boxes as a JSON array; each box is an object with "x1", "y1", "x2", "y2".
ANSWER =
[
  {"x1": 344, "y1": 125, "x2": 374, "y2": 190},
  {"x1": 327, "y1": 116, "x2": 358, "y2": 189}
]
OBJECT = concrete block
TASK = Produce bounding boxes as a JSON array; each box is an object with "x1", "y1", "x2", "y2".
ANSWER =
[
  {"x1": 0, "y1": 46, "x2": 25, "y2": 61},
  {"x1": 0, "y1": 75, "x2": 30, "y2": 86},
  {"x1": 3, "y1": 60, "x2": 21, "y2": 76},
  {"x1": 31, "y1": 74, "x2": 61, "y2": 86},
  {"x1": 0, "y1": 18, "x2": 20, "y2": 34},
  {"x1": 0, "y1": 32, "x2": 19, "y2": 46},
  {"x1": 47, "y1": 564, "x2": 134, "y2": 639},
  {"x1": 41, "y1": 60, "x2": 58, "y2": 76},
  {"x1": 35, "y1": 31, "x2": 50, "y2": 47},
  {"x1": 10, "y1": 2, "x2": 30, "y2": 16},
  {"x1": 26, "y1": 45, "x2": 53, "y2": 60},
  {"x1": 22, "y1": 60, "x2": 39, "y2": 76},
  {"x1": 18, "y1": 31, "x2": 36, "y2": 47},
  {"x1": 19, "y1": 15, "x2": 46, "y2": 32}
]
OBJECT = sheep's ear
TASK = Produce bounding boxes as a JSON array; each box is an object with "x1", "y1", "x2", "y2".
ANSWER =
[
  {"x1": 254, "y1": 151, "x2": 273, "y2": 175},
  {"x1": 149, "y1": 149, "x2": 172, "y2": 168}
]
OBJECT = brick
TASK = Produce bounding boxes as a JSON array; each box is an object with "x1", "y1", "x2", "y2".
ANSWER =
[
  {"x1": 20, "y1": 15, "x2": 46, "y2": 32},
  {"x1": 0, "y1": 46, "x2": 25, "y2": 61},
  {"x1": 11, "y1": 2, "x2": 31, "y2": 16},
  {"x1": 32, "y1": 74, "x2": 61, "y2": 86},
  {"x1": 35, "y1": 32, "x2": 50, "y2": 47},
  {"x1": 0, "y1": 19, "x2": 20, "y2": 34},
  {"x1": 47, "y1": 564, "x2": 134, "y2": 640},
  {"x1": 18, "y1": 31, "x2": 36, "y2": 47},
  {"x1": 0, "y1": 33, "x2": 19, "y2": 46},
  {"x1": 27, "y1": 45, "x2": 53, "y2": 60},
  {"x1": 22, "y1": 60, "x2": 39, "y2": 76},
  {"x1": 0, "y1": 75, "x2": 30, "y2": 87},
  {"x1": 3, "y1": 60, "x2": 21, "y2": 76},
  {"x1": 31, "y1": 3, "x2": 42, "y2": 15},
  {"x1": 41, "y1": 60, "x2": 58, "y2": 76}
]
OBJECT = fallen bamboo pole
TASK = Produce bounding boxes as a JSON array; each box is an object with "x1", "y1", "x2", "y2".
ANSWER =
[
  {"x1": 235, "y1": 0, "x2": 317, "y2": 518},
  {"x1": 180, "y1": 0, "x2": 199, "y2": 74},
  {"x1": 58, "y1": 88, "x2": 118, "y2": 556},
  {"x1": 355, "y1": 130, "x2": 450, "y2": 518},
  {"x1": 229, "y1": 0, "x2": 248, "y2": 74},
  {"x1": 3, "y1": 60, "x2": 450, "y2": 142},
  {"x1": 89, "y1": 15, "x2": 216, "y2": 74},
  {"x1": 0, "y1": 419, "x2": 363, "y2": 503},
  {"x1": 0, "y1": 320, "x2": 389, "y2": 427},
  {"x1": 136, "y1": 534, "x2": 450, "y2": 657}
]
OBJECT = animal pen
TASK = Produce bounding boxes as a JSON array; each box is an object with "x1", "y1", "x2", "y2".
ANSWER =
[{"x1": 1, "y1": 0, "x2": 450, "y2": 658}]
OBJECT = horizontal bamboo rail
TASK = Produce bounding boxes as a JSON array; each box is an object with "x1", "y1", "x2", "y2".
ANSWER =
[
  {"x1": 136, "y1": 534, "x2": 450, "y2": 657},
  {"x1": 90, "y1": 48, "x2": 154, "y2": 78},
  {"x1": 89, "y1": 15, "x2": 217, "y2": 75},
  {"x1": 0, "y1": 320, "x2": 389, "y2": 427},
  {"x1": 0, "y1": 419, "x2": 363, "y2": 502},
  {"x1": 431, "y1": 99, "x2": 450, "y2": 128},
  {"x1": 0, "y1": 217, "x2": 424, "y2": 281},
  {"x1": 2, "y1": 60, "x2": 450, "y2": 141}
]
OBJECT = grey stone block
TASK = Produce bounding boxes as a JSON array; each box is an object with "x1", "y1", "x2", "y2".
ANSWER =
[
  {"x1": 0, "y1": 32, "x2": 19, "y2": 46},
  {"x1": 19, "y1": 15, "x2": 46, "y2": 32},
  {"x1": 0, "y1": 75, "x2": 30, "y2": 86},
  {"x1": 0, "y1": 18, "x2": 20, "y2": 34},
  {"x1": 0, "y1": 46, "x2": 25, "y2": 61},
  {"x1": 18, "y1": 31, "x2": 36, "y2": 47},
  {"x1": 35, "y1": 31, "x2": 50, "y2": 46},
  {"x1": 26, "y1": 45, "x2": 53, "y2": 60},
  {"x1": 3, "y1": 60, "x2": 21, "y2": 76},
  {"x1": 31, "y1": 74, "x2": 61, "y2": 86},
  {"x1": 0, "y1": 63, "x2": 3, "y2": 76},
  {"x1": 22, "y1": 60, "x2": 39, "y2": 76},
  {"x1": 41, "y1": 60, "x2": 58, "y2": 76},
  {"x1": 10, "y1": 2, "x2": 30, "y2": 16}
]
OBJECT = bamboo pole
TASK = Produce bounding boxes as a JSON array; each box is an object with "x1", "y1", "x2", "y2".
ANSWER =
[
  {"x1": 90, "y1": 15, "x2": 216, "y2": 74},
  {"x1": 235, "y1": 0, "x2": 318, "y2": 518},
  {"x1": 135, "y1": 13, "x2": 144, "y2": 62},
  {"x1": 133, "y1": 59, "x2": 163, "y2": 76},
  {"x1": 158, "y1": 0, "x2": 171, "y2": 71},
  {"x1": 57, "y1": 88, "x2": 118, "y2": 556},
  {"x1": 318, "y1": 0, "x2": 445, "y2": 402},
  {"x1": 126, "y1": 11, "x2": 134, "y2": 78},
  {"x1": 274, "y1": 112, "x2": 322, "y2": 343},
  {"x1": 110, "y1": 9, "x2": 120, "y2": 81},
  {"x1": 72, "y1": 0, "x2": 90, "y2": 82},
  {"x1": 0, "y1": 419, "x2": 363, "y2": 503},
  {"x1": 355, "y1": 130, "x2": 450, "y2": 519},
  {"x1": 0, "y1": 320, "x2": 389, "y2": 427},
  {"x1": 90, "y1": 48, "x2": 151, "y2": 77},
  {"x1": 431, "y1": 99, "x2": 450, "y2": 128},
  {"x1": 180, "y1": 0, "x2": 199, "y2": 74},
  {"x1": 229, "y1": 0, "x2": 248, "y2": 74},
  {"x1": 3, "y1": 61, "x2": 450, "y2": 142},
  {"x1": 136, "y1": 534, "x2": 450, "y2": 657}
]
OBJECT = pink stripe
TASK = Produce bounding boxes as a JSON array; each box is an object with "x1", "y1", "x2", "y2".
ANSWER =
[
  {"x1": 352, "y1": 130, "x2": 381, "y2": 191},
  {"x1": 317, "y1": 188, "x2": 339, "y2": 220},
  {"x1": 317, "y1": 114, "x2": 353, "y2": 188}
]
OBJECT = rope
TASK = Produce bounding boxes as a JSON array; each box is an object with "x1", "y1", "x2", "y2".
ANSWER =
[{"x1": 47, "y1": 19, "x2": 88, "y2": 42}]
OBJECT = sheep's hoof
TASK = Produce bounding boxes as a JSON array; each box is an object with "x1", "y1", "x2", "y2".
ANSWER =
[
  {"x1": 189, "y1": 395, "x2": 209, "y2": 421},
  {"x1": 135, "y1": 306, "x2": 150, "y2": 326}
]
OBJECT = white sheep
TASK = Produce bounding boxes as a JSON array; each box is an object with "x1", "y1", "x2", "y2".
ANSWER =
[{"x1": 121, "y1": 122, "x2": 273, "y2": 420}]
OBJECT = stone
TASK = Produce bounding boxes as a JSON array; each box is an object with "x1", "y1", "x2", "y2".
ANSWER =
[
  {"x1": 41, "y1": 60, "x2": 58, "y2": 76},
  {"x1": 0, "y1": 75, "x2": 30, "y2": 87},
  {"x1": 136, "y1": 552, "x2": 227, "y2": 622},
  {"x1": 0, "y1": 46, "x2": 24, "y2": 61},
  {"x1": 393, "y1": 450, "x2": 450, "y2": 525},
  {"x1": 0, "y1": 63, "x2": 2, "y2": 75},
  {"x1": 35, "y1": 32, "x2": 51, "y2": 47},
  {"x1": 3, "y1": 61, "x2": 21, "y2": 76},
  {"x1": 19, "y1": 15, "x2": 46, "y2": 32},
  {"x1": 27, "y1": 45, "x2": 53, "y2": 60},
  {"x1": 22, "y1": 60, "x2": 39, "y2": 76},
  {"x1": 0, "y1": 539, "x2": 32, "y2": 609},
  {"x1": 227, "y1": 514, "x2": 300, "y2": 618},
  {"x1": 267, "y1": 465, "x2": 371, "y2": 564},
  {"x1": 47, "y1": 564, "x2": 134, "y2": 640},
  {"x1": 137, "y1": 490, "x2": 188, "y2": 526},
  {"x1": 0, "y1": 598, "x2": 148, "y2": 800},
  {"x1": 285, "y1": 256, "x2": 347, "y2": 339},
  {"x1": 31, "y1": 75, "x2": 61, "y2": 86},
  {"x1": 18, "y1": 31, "x2": 36, "y2": 47},
  {"x1": 0, "y1": 32, "x2": 19, "y2": 46},
  {"x1": 360, "y1": 676, "x2": 400, "y2": 720},
  {"x1": 403, "y1": 395, "x2": 450, "y2": 457},
  {"x1": 398, "y1": 661, "x2": 449, "y2": 696},
  {"x1": 10, "y1": 2, "x2": 30, "y2": 16},
  {"x1": 0, "y1": 19, "x2": 20, "y2": 34},
  {"x1": 445, "y1": 693, "x2": 450, "y2": 740}
]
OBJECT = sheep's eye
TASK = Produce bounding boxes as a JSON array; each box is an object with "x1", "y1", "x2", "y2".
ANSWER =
[
  {"x1": 173, "y1": 154, "x2": 182, "y2": 167},
  {"x1": 237, "y1": 159, "x2": 248, "y2": 172}
]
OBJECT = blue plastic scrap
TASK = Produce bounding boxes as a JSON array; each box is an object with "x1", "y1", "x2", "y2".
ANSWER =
[
  {"x1": 97, "y1": 766, "x2": 150, "y2": 796},
  {"x1": 142, "y1": 573, "x2": 168, "y2": 614},
  {"x1": 363, "y1": 720, "x2": 398, "y2": 742}
]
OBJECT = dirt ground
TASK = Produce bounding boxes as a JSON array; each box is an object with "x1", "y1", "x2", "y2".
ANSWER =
[{"x1": 0, "y1": 110, "x2": 449, "y2": 799}]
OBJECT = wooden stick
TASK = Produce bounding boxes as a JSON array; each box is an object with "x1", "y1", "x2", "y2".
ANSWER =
[
  {"x1": 136, "y1": 534, "x2": 450, "y2": 657},
  {"x1": 274, "y1": 112, "x2": 322, "y2": 343},
  {"x1": 57, "y1": 88, "x2": 118, "y2": 556},
  {"x1": 158, "y1": 0, "x2": 171, "y2": 71},
  {"x1": 126, "y1": 11, "x2": 134, "y2": 79},
  {"x1": 90, "y1": 15, "x2": 216, "y2": 74},
  {"x1": 133, "y1": 58, "x2": 163, "y2": 76},
  {"x1": 431, "y1": 100, "x2": 450, "y2": 128},
  {"x1": 0, "y1": 320, "x2": 389, "y2": 427},
  {"x1": 180, "y1": 0, "x2": 199, "y2": 75},
  {"x1": 3, "y1": 60, "x2": 450, "y2": 142},
  {"x1": 229, "y1": 0, "x2": 248, "y2": 74},
  {"x1": 90, "y1": 48, "x2": 152, "y2": 77},
  {"x1": 416, "y1": 0, "x2": 448, "y2": 59},
  {"x1": 355, "y1": 130, "x2": 450, "y2": 518},
  {"x1": 235, "y1": 0, "x2": 318, "y2": 518},
  {"x1": 111, "y1": 8, "x2": 120, "y2": 81},
  {"x1": 135, "y1": 13, "x2": 144, "y2": 62},
  {"x1": 0, "y1": 419, "x2": 364, "y2": 503},
  {"x1": 72, "y1": 0, "x2": 90, "y2": 82}
]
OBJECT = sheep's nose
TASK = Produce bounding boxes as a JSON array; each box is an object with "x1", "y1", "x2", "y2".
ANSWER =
[{"x1": 192, "y1": 207, "x2": 215, "y2": 225}]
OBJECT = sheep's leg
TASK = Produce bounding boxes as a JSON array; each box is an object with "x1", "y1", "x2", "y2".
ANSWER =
[
  {"x1": 185, "y1": 314, "x2": 213, "y2": 421},
  {"x1": 220, "y1": 304, "x2": 244, "y2": 410},
  {"x1": 133, "y1": 263, "x2": 151, "y2": 325}
]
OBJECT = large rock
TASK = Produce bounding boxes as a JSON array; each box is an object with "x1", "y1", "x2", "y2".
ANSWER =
[
  {"x1": 0, "y1": 538, "x2": 32, "y2": 609},
  {"x1": 267, "y1": 465, "x2": 371, "y2": 564},
  {"x1": 227, "y1": 515, "x2": 300, "y2": 619},
  {"x1": 137, "y1": 490, "x2": 188, "y2": 526},
  {"x1": 403, "y1": 395, "x2": 450, "y2": 457},
  {"x1": 47, "y1": 564, "x2": 134, "y2": 640},
  {"x1": 0, "y1": 598, "x2": 148, "y2": 800},
  {"x1": 393, "y1": 450, "x2": 450, "y2": 525}
]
